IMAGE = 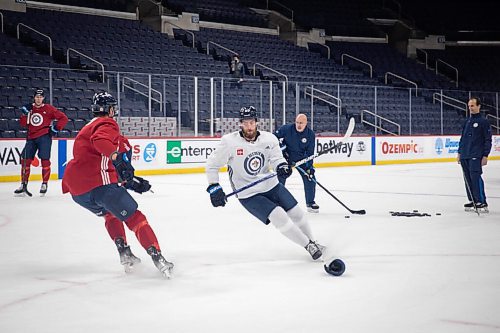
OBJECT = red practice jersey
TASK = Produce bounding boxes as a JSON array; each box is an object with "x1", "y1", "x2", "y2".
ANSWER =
[
  {"x1": 62, "y1": 117, "x2": 130, "y2": 196},
  {"x1": 20, "y1": 103, "x2": 69, "y2": 139}
]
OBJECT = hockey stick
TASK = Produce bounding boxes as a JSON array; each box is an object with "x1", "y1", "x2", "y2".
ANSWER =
[
  {"x1": 225, "y1": 118, "x2": 356, "y2": 199},
  {"x1": 460, "y1": 164, "x2": 480, "y2": 216},
  {"x1": 296, "y1": 165, "x2": 366, "y2": 215},
  {"x1": 18, "y1": 108, "x2": 33, "y2": 197}
]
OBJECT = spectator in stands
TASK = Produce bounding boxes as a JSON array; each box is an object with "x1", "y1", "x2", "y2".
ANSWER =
[
  {"x1": 14, "y1": 89, "x2": 68, "y2": 197},
  {"x1": 275, "y1": 114, "x2": 320, "y2": 213},
  {"x1": 457, "y1": 97, "x2": 492, "y2": 213},
  {"x1": 229, "y1": 54, "x2": 245, "y2": 87}
]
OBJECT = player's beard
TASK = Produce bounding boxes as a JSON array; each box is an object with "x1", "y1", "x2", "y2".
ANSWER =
[{"x1": 241, "y1": 126, "x2": 257, "y2": 141}]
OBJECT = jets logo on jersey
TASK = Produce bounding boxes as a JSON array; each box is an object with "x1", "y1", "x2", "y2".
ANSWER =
[
  {"x1": 30, "y1": 113, "x2": 44, "y2": 126},
  {"x1": 301, "y1": 138, "x2": 307, "y2": 143},
  {"x1": 244, "y1": 151, "x2": 265, "y2": 176}
]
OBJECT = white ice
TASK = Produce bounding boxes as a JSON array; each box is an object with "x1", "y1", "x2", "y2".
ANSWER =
[{"x1": 1, "y1": 161, "x2": 499, "y2": 333}]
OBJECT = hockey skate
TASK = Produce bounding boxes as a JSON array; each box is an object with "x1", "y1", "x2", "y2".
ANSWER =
[
  {"x1": 464, "y1": 202, "x2": 489, "y2": 213},
  {"x1": 305, "y1": 240, "x2": 323, "y2": 260},
  {"x1": 147, "y1": 246, "x2": 174, "y2": 279},
  {"x1": 115, "y1": 238, "x2": 141, "y2": 273},
  {"x1": 463, "y1": 202, "x2": 475, "y2": 212},
  {"x1": 476, "y1": 203, "x2": 489, "y2": 213},
  {"x1": 40, "y1": 183, "x2": 48, "y2": 196},
  {"x1": 14, "y1": 183, "x2": 32, "y2": 197},
  {"x1": 307, "y1": 202, "x2": 320, "y2": 213}
]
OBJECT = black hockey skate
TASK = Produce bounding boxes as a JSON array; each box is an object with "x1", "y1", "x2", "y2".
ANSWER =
[
  {"x1": 305, "y1": 240, "x2": 323, "y2": 260},
  {"x1": 147, "y1": 246, "x2": 174, "y2": 279},
  {"x1": 307, "y1": 202, "x2": 320, "y2": 213},
  {"x1": 115, "y1": 238, "x2": 141, "y2": 273},
  {"x1": 476, "y1": 203, "x2": 489, "y2": 213},
  {"x1": 40, "y1": 183, "x2": 48, "y2": 196},
  {"x1": 463, "y1": 202, "x2": 474, "y2": 212},
  {"x1": 14, "y1": 183, "x2": 32, "y2": 197}
]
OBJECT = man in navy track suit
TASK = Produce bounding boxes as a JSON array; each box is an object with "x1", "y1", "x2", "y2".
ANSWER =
[
  {"x1": 457, "y1": 97, "x2": 492, "y2": 212},
  {"x1": 275, "y1": 114, "x2": 319, "y2": 213}
]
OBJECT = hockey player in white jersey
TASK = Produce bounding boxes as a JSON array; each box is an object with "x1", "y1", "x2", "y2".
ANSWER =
[{"x1": 206, "y1": 106, "x2": 324, "y2": 260}]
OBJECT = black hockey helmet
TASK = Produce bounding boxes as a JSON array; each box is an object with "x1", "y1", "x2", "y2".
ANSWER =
[
  {"x1": 91, "y1": 91, "x2": 118, "y2": 115},
  {"x1": 239, "y1": 106, "x2": 257, "y2": 121},
  {"x1": 33, "y1": 89, "x2": 44, "y2": 97}
]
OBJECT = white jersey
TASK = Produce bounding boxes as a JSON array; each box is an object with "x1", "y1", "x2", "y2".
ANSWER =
[{"x1": 206, "y1": 131, "x2": 287, "y2": 199}]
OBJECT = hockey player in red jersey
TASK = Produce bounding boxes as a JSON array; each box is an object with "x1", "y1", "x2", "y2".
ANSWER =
[
  {"x1": 62, "y1": 91, "x2": 174, "y2": 278},
  {"x1": 14, "y1": 89, "x2": 68, "y2": 196}
]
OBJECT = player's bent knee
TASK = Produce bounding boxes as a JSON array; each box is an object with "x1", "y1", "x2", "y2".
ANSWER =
[{"x1": 124, "y1": 210, "x2": 148, "y2": 232}]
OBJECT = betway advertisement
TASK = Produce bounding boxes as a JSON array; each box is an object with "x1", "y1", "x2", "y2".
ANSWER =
[{"x1": 314, "y1": 137, "x2": 372, "y2": 166}]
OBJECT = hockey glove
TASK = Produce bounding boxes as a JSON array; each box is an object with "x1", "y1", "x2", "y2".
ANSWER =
[
  {"x1": 305, "y1": 168, "x2": 315, "y2": 181},
  {"x1": 112, "y1": 152, "x2": 135, "y2": 182},
  {"x1": 207, "y1": 183, "x2": 227, "y2": 207},
  {"x1": 49, "y1": 125, "x2": 59, "y2": 137},
  {"x1": 20, "y1": 104, "x2": 32, "y2": 115},
  {"x1": 124, "y1": 176, "x2": 151, "y2": 194},
  {"x1": 276, "y1": 162, "x2": 292, "y2": 179}
]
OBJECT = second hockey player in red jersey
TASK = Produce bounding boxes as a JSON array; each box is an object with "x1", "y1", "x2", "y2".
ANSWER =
[
  {"x1": 14, "y1": 89, "x2": 68, "y2": 196},
  {"x1": 62, "y1": 91, "x2": 173, "y2": 278}
]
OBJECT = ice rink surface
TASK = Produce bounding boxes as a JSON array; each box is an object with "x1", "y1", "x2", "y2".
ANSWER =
[{"x1": 1, "y1": 161, "x2": 499, "y2": 333}]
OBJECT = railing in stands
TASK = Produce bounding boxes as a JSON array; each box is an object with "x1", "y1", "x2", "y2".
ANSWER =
[
  {"x1": 17, "y1": 23, "x2": 52, "y2": 56},
  {"x1": 361, "y1": 109, "x2": 400, "y2": 136},
  {"x1": 342, "y1": 54, "x2": 372, "y2": 78},
  {"x1": 304, "y1": 37, "x2": 330, "y2": 59},
  {"x1": 416, "y1": 48, "x2": 428, "y2": 69},
  {"x1": 169, "y1": 23, "x2": 195, "y2": 48},
  {"x1": 304, "y1": 86, "x2": 342, "y2": 134},
  {"x1": 486, "y1": 114, "x2": 500, "y2": 133},
  {"x1": 436, "y1": 59, "x2": 459, "y2": 88},
  {"x1": 432, "y1": 92, "x2": 468, "y2": 115},
  {"x1": 67, "y1": 48, "x2": 105, "y2": 83},
  {"x1": 206, "y1": 41, "x2": 238, "y2": 57},
  {"x1": 122, "y1": 76, "x2": 163, "y2": 114},
  {"x1": 253, "y1": 63, "x2": 288, "y2": 90},
  {"x1": 385, "y1": 72, "x2": 418, "y2": 95}
]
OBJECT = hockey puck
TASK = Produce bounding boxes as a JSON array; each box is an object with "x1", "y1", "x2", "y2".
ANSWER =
[
  {"x1": 413, "y1": 210, "x2": 419, "y2": 213},
  {"x1": 436, "y1": 213, "x2": 441, "y2": 216},
  {"x1": 324, "y1": 259, "x2": 346, "y2": 276},
  {"x1": 345, "y1": 215, "x2": 350, "y2": 219}
]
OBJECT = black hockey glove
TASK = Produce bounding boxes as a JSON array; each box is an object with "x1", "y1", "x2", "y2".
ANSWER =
[
  {"x1": 207, "y1": 183, "x2": 227, "y2": 207},
  {"x1": 124, "y1": 176, "x2": 151, "y2": 194},
  {"x1": 112, "y1": 152, "x2": 135, "y2": 182},
  {"x1": 20, "y1": 104, "x2": 32, "y2": 115},
  {"x1": 276, "y1": 162, "x2": 292, "y2": 179}
]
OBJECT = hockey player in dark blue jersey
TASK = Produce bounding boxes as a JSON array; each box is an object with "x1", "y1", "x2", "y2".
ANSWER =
[
  {"x1": 275, "y1": 114, "x2": 319, "y2": 213},
  {"x1": 457, "y1": 97, "x2": 492, "y2": 213}
]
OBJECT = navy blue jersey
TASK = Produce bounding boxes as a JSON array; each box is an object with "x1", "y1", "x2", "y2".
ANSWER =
[
  {"x1": 458, "y1": 113, "x2": 492, "y2": 159},
  {"x1": 275, "y1": 123, "x2": 315, "y2": 169}
]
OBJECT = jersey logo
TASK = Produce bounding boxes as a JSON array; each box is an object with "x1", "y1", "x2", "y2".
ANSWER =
[
  {"x1": 301, "y1": 138, "x2": 307, "y2": 143},
  {"x1": 237, "y1": 148, "x2": 243, "y2": 156},
  {"x1": 473, "y1": 123, "x2": 478, "y2": 128},
  {"x1": 30, "y1": 113, "x2": 44, "y2": 127},
  {"x1": 244, "y1": 151, "x2": 265, "y2": 176}
]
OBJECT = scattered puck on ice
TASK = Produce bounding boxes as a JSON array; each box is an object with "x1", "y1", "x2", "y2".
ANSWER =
[
  {"x1": 413, "y1": 210, "x2": 419, "y2": 213},
  {"x1": 436, "y1": 213, "x2": 441, "y2": 216},
  {"x1": 345, "y1": 215, "x2": 350, "y2": 219},
  {"x1": 324, "y1": 259, "x2": 346, "y2": 276}
]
